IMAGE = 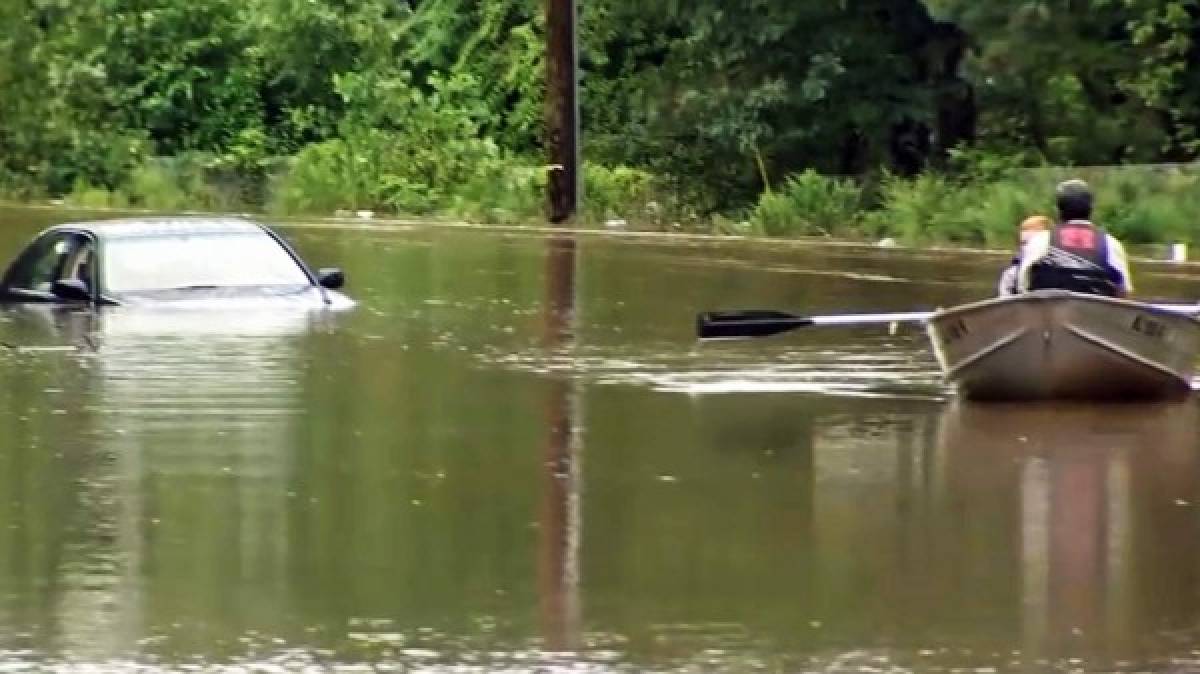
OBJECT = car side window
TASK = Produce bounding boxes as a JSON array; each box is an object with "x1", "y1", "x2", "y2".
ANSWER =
[{"x1": 6, "y1": 232, "x2": 92, "y2": 293}]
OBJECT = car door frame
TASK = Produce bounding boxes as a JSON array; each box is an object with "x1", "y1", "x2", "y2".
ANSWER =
[{"x1": 0, "y1": 227, "x2": 105, "y2": 304}]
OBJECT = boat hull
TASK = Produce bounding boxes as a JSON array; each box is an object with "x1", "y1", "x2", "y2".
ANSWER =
[{"x1": 927, "y1": 291, "x2": 1200, "y2": 400}]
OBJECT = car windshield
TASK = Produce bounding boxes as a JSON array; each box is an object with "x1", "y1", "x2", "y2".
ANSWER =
[{"x1": 101, "y1": 232, "x2": 312, "y2": 293}]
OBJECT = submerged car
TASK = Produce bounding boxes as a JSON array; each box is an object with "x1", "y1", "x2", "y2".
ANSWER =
[{"x1": 0, "y1": 216, "x2": 354, "y2": 309}]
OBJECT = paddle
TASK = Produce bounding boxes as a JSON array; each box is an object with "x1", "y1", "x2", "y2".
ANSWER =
[
  {"x1": 697, "y1": 302, "x2": 1200, "y2": 340},
  {"x1": 696, "y1": 309, "x2": 934, "y2": 339}
]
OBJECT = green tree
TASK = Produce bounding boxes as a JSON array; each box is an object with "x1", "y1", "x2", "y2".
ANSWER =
[
  {"x1": 402, "y1": 0, "x2": 544, "y2": 151},
  {"x1": 579, "y1": 0, "x2": 973, "y2": 212},
  {"x1": 927, "y1": 0, "x2": 1199, "y2": 163}
]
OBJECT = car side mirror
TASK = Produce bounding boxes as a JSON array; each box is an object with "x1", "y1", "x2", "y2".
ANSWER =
[
  {"x1": 51, "y1": 278, "x2": 91, "y2": 301},
  {"x1": 317, "y1": 268, "x2": 345, "y2": 290}
]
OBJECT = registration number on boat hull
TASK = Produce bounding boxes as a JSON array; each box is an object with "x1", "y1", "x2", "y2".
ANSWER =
[
  {"x1": 1131, "y1": 314, "x2": 1167, "y2": 340},
  {"x1": 942, "y1": 319, "x2": 970, "y2": 344}
]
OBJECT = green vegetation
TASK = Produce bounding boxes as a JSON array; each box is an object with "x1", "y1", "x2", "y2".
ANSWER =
[
  {"x1": 4, "y1": 0, "x2": 1200, "y2": 244},
  {"x1": 746, "y1": 163, "x2": 1200, "y2": 246},
  {"x1": 748, "y1": 171, "x2": 865, "y2": 238}
]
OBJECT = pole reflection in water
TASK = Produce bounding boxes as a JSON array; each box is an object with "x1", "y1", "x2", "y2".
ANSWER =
[
  {"x1": 539, "y1": 233, "x2": 583, "y2": 650},
  {"x1": 937, "y1": 400, "x2": 1200, "y2": 666}
]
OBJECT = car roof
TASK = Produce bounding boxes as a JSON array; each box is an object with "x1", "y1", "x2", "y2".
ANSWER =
[{"x1": 48, "y1": 216, "x2": 268, "y2": 241}]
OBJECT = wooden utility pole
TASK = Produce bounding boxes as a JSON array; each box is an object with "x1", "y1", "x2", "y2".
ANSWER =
[{"x1": 545, "y1": 0, "x2": 579, "y2": 223}]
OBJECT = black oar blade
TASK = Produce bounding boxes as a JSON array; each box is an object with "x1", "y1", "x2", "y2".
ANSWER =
[{"x1": 696, "y1": 310, "x2": 814, "y2": 339}]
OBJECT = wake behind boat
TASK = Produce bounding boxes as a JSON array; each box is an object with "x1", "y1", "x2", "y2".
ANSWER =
[
  {"x1": 697, "y1": 290, "x2": 1200, "y2": 401},
  {"x1": 927, "y1": 290, "x2": 1200, "y2": 400}
]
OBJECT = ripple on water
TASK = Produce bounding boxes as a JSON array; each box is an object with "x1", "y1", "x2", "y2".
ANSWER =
[
  {"x1": 0, "y1": 643, "x2": 1167, "y2": 673},
  {"x1": 483, "y1": 338, "x2": 948, "y2": 401},
  {"x1": 89, "y1": 337, "x2": 302, "y2": 425}
]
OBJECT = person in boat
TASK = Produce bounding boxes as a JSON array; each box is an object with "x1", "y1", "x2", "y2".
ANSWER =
[
  {"x1": 997, "y1": 215, "x2": 1051, "y2": 296},
  {"x1": 1016, "y1": 179, "x2": 1133, "y2": 297}
]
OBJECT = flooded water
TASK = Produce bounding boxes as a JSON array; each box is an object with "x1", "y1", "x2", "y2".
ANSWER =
[{"x1": 2, "y1": 205, "x2": 1200, "y2": 671}]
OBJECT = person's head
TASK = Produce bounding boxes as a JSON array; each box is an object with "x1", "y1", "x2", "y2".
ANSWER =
[
  {"x1": 1055, "y1": 179, "x2": 1093, "y2": 221},
  {"x1": 1019, "y1": 215, "x2": 1051, "y2": 244}
]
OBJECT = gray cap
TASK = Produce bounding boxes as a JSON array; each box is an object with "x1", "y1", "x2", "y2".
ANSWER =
[
  {"x1": 1056, "y1": 178, "x2": 1092, "y2": 199},
  {"x1": 1055, "y1": 178, "x2": 1093, "y2": 217}
]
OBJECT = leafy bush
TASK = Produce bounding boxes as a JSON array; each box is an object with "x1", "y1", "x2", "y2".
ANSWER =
[
  {"x1": 748, "y1": 170, "x2": 863, "y2": 237},
  {"x1": 94, "y1": 156, "x2": 248, "y2": 212},
  {"x1": 267, "y1": 128, "x2": 535, "y2": 218},
  {"x1": 269, "y1": 71, "x2": 533, "y2": 218},
  {"x1": 867, "y1": 172, "x2": 956, "y2": 242},
  {"x1": 268, "y1": 137, "x2": 380, "y2": 215},
  {"x1": 448, "y1": 160, "x2": 542, "y2": 225},
  {"x1": 866, "y1": 172, "x2": 1022, "y2": 245},
  {"x1": 65, "y1": 180, "x2": 127, "y2": 209},
  {"x1": 1089, "y1": 167, "x2": 1200, "y2": 244},
  {"x1": 580, "y1": 164, "x2": 661, "y2": 226},
  {"x1": 860, "y1": 164, "x2": 1200, "y2": 246},
  {"x1": 0, "y1": 168, "x2": 44, "y2": 201},
  {"x1": 124, "y1": 164, "x2": 190, "y2": 211}
]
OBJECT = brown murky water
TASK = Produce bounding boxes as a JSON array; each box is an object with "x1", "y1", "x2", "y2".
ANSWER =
[{"x1": 2, "y1": 204, "x2": 1200, "y2": 671}]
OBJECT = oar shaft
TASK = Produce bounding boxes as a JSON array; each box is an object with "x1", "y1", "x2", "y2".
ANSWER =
[
  {"x1": 808, "y1": 311, "x2": 933, "y2": 326},
  {"x1": 696, "y1": 309, "x2": 932, "y2": 339},
  {"x1": 1150, "y1": 303, "x2": 1200, "y2": 315},
  {"x1": 698, "y1": 299, "x2": 1200, "y2": 341}
]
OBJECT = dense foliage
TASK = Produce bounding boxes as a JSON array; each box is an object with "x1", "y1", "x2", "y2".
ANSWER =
[{"x1": 3, "y1": 0, "x2": 1200, "y2": 242}]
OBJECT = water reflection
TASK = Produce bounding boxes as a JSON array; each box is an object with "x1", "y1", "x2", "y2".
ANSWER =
[
  {"x1": 937, "y1": 400, "x2": 1200, "y2": 669},
  {"x1": 0, "y1": 305, "x2": 338, "y2": 665},
  {"x1": 539, "y1": 233, "x2": 583, "y2": 651}
]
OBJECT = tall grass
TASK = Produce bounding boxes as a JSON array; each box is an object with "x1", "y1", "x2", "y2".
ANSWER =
[
  {"x1": 268, "y1": 137, "x2": 673, "y2": 227},
  {"x1": 747, "y1": 170, "x2": 862, "y2": 237},
  {"x1": 868, "y1": 172, "x2": 1044, "y2": 245},
  {"x1": 580, "y1": 164, "x2": 666, "y2": 226},
  {"x1": 63, "y1": 156, "x2": 252, "y2": 212},
  {"x1": 1077, "y1": 166, "x2": 1200, "y2": 243},
  {"x1": 750, "y1": 163, "x2": 1200, "y2": 246},
  {"x1": 267, "y1": 127, "x2": 544, "y2": 220}
]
